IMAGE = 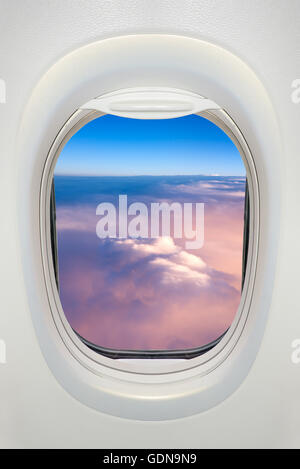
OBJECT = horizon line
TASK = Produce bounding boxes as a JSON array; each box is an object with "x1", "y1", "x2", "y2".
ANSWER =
[{"x1": 54, "y1": 173, "x2": 246, "y2": 178}]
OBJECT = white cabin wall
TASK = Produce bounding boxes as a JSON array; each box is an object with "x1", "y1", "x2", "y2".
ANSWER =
[{"x1": 0, "y1": 0, "x2": 299, "y2": 448}]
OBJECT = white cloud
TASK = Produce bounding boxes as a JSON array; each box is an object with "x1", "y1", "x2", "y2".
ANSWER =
[{"x1": 115, "y1": 237, "x2": 210, "y2": 286}]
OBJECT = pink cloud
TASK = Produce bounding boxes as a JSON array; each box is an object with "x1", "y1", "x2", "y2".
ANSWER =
[{"x1": 55, "y1": 178, "x2": 245, "y2": 350}]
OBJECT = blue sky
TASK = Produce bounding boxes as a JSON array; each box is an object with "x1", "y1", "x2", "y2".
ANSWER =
[{"x1": 55, "y1": 114, "x2": 246, "y2": 177}]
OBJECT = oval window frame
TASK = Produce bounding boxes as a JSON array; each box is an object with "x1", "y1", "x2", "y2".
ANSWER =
[{"x1": 40, "y1": 87, "x2": 259, "y2": 379}]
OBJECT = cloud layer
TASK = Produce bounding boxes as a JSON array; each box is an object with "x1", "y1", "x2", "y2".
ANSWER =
[{"x1": 55, "y1": 175, "x2": 245, "y2": 350}]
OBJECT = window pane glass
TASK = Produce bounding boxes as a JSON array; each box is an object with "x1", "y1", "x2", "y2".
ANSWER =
[{"x1": 52, "y1": 114, "x2": 247, "y2": 353}]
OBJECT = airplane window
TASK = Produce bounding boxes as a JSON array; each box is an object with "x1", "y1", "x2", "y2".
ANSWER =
[{"x1": 50, "y1": 114, "x2": 249, "y2": 358}]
